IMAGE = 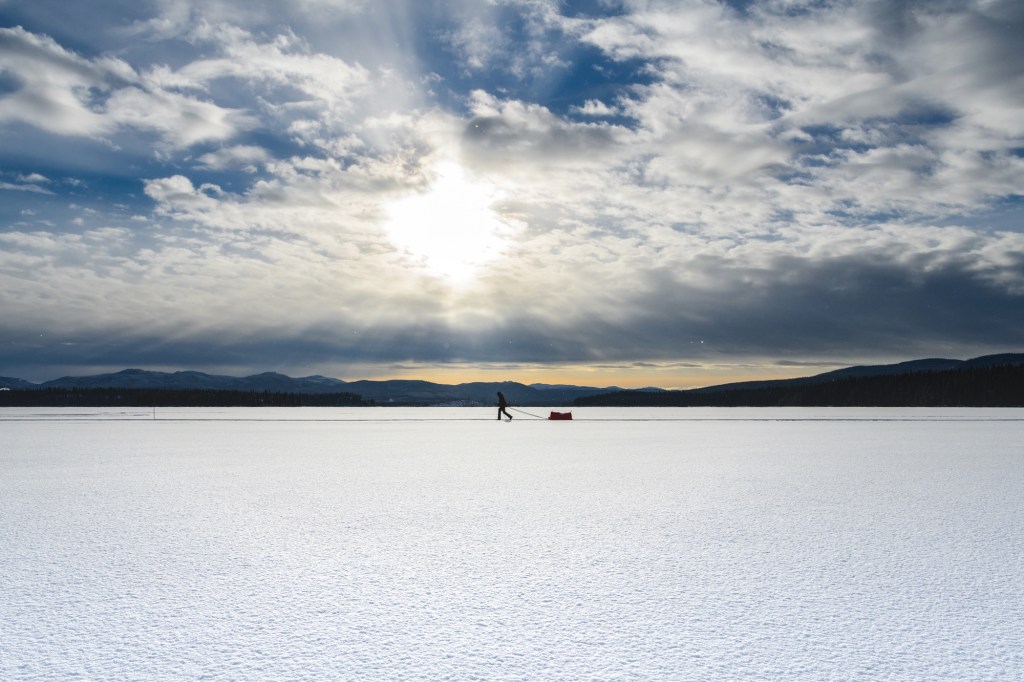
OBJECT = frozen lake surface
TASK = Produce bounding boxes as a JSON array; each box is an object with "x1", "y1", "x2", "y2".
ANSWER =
[{"x1": 2, "y1": 407, "x2": 1022, "y2": 680}]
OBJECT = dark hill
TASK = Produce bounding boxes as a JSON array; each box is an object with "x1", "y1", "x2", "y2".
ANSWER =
[
  {"x1": 0, "y1": 376, "x2": 36, "y2": 390},
  {"x1": 39, "y1": 369, "x2": 350, "y2": 394},
  {"x1": 338, "y1": 379, "x2": 615, "y2": 406},
  {"x1": 8, "y1": 370, "x2": 616, "y2": 406},
  {"x1": 4, "y1": 354, "x2": 1023, "y2": 407},
  {"x1": 576, "y1": 355, "x2": 1024, "y2": 407}
]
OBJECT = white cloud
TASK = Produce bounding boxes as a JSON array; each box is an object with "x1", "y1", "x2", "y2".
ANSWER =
[
  {"x1": 0, "y1": 181, "x2": 54, "y2": 195},
  {"x1": 176, "y1": 24, "x2": 371, "y2": 108},
  {"x1": 107, "y1": 86, "x2": 255, "y2": 149},
  {"x1": 439, "y1": 1, "x2": 570, "y2": 78},
  {"x1": 564, "y1": 0, "x2": 1024, "y2": 225},
  {"x1": 441, "y1": 15, "x2": 507, "y2": 72},
  {"x1": 122, "y1": 0, "x2": 368, "y2": 41},
  {"x1": 144, "y1": 175, "x2": 224, "y2": 214},
  {"x1": 0, "y1": 26, "x2": 122, "y2": 136},
  {"x1": 572, "y1": 99, "x2": 619, "y2": 117},
  {"x1": 196, "y1": 145, "x2": 272, "y2": 171},
  {"x1": 0, "y1": 26, "x2": 251, "y2": 148}
]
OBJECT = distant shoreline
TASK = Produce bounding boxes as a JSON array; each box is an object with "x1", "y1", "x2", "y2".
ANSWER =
[
  {"x1": 3, "y1": 354, "x2": 1023, "y2": 407},
  {"x1": 2, "y1": 361, "x2": 1023, "y2": 409}
]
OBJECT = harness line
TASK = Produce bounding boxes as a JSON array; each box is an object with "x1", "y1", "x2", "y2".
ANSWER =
[{"x1": 509, "y1": 406, "x2": 546, "y2": 419}]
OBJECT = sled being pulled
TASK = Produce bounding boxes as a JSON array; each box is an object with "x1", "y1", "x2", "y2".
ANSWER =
[{"x1": 548, "y1": 411, "x2": 573, "y2": 420}]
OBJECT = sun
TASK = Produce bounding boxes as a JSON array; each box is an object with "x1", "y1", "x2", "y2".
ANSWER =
[{"x1": 384, "y1": 161, "x2": 513, "y2": 283}]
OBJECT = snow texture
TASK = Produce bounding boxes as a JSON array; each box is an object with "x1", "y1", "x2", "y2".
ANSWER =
[{"x1": 2, "y1": 407, "x2": 1022, "y2": 680}]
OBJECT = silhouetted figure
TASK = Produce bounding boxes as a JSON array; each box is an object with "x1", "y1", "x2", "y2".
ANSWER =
[{"x1": 497, "y1": 391, "x2": 512, "y2": 421}]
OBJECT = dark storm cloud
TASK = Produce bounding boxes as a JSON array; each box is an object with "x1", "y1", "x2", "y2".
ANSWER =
[
  {"x1": 5, "y1": 245, "x2": 1019, "y2": 382},
  {"x1": 570, "y1": 253, "x2": 1024, "y2": 361}
]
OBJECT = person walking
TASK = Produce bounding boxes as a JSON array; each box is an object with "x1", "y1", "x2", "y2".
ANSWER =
[{"x1": 497, "y1": 391, "x2": 512, "y2": 421}]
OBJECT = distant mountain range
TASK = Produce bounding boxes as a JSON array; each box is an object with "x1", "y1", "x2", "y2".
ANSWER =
[
  {"x1": 0, "y1": 368, "x2": 625, "y2": 406},
  {"x1": 2, "y1": 353, "x2": 1022, "y2": 406},
  {"x1": 576, "y1": 354, "x2": 1024, "y2": 407},
  {"x1": 689, "y1": 354, "x2": 1024, "y2": 392}
]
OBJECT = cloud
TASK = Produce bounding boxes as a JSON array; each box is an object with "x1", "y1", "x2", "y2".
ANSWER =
[
  {"x1": 143, "y1": 175, "x2": 223, "y2": 210},
  {"x1": 0, "y1": 181, "x2": 54, "y2": 195},
  {"x1": 0, "y1": 0, "x2": 1021, "y2": 382},
  {"x1": 0, "y1": 25, "x2": 252, "y2": 148},
  {"x1": 572, "y1": 99, "x2": 619, "y2": 117},
  {"x1": 195, "y1": 145, "x2": 272, "y2": 171},
  {"x1": 439, "y1": 1, "x2": 569, "y2": 78},
  {"x1": 173, "y1": 23, "x2": 372, "y2": 109},
  {"x1": 0, "y1": 26, "x2": 125, "y2": 136},
  {"x1": 441, "y1": 14, "x2": 507, "y2": 72},
  {"x1": 463, "y1": 90, "x2": 630, "y2": 172},
  {"x1": 121, "y1": 0, "x2": 368, "y2": 41},
  {"x1": 571, "y1": 0, "x2": 1024, "y2": 217},
  {"x1": 109, "y1": 85, "x2": 255, "y2": 149}
]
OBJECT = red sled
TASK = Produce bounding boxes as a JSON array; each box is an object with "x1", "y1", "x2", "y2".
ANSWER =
[{"x1": 548, "y1": 411, "x2": 573, "y2": 420}]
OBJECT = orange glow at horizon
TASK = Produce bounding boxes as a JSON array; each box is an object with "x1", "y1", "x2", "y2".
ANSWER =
[{"x1": 346, "y1": 362, "x2": 846, "y2": 391}]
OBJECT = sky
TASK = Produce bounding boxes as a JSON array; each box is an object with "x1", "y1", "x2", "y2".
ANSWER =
[{"x1": 1, "y1": 0, "x2": 1022, "y2": 388}]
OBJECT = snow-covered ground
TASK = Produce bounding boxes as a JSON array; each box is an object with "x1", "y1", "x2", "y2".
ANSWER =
[{"x1": 2, "y1": 407, "x2": 1022, "y2": 680}]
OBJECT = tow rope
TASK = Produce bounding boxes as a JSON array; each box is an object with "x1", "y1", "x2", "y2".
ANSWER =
[{"x1": 509, "y1": 407, "x2": 546, "y2": 419}]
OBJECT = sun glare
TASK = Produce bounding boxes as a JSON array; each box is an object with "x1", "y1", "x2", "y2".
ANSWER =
[{"x1": 384, "y1": 162, "x2": 513, "y2": 283}]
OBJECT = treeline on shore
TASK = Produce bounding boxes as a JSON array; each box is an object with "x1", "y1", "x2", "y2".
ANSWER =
[
  {"x1": 0, "y1": 387, "x2": 373, "y2": 407},
  {"x1": 574, "y1": 363, "x2": 1024, "y2": 407}
]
